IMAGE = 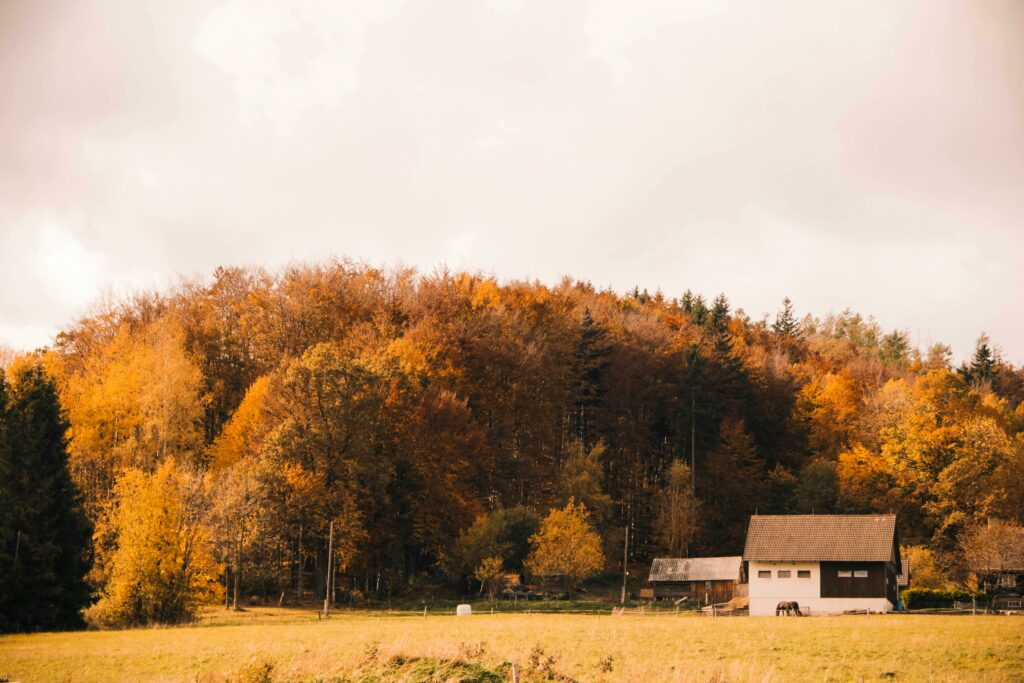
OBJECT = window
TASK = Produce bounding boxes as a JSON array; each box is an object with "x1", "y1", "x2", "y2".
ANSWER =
[
  {"x1": 998, "y1": 574, "x2": 1016, "y2": 588},
  {"x1": 854, "y1": 570, "x2": 869, "y2": 578},
  {"x1": 837, "y1": 570, "x2": 852, "y2": 578},
  {"x1": 777, "y1": 570, "x2": 791, "y2": 578},
  {"x1": 758, "y1": 570, "x2": 771, "y2": 579},
  {"x1": 798, "y1": 570, "x2": 811, "y2": 578},
  {"x1": 1008, "y1": 600, "x2": 1022, "y2": 609}
]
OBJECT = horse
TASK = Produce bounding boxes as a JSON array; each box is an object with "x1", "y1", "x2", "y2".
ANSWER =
[{"x1": 775, "y1": 600, "x2": 803, "y2": 616}]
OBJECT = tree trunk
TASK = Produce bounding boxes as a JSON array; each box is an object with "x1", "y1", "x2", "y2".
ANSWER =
[
  {"x1": 232, "y1": 539, "x2": 241, "y2": 610},
  {"x1": 314, "y1": 545, "x2": 325, "y2": 600},
  {"x1": 296, "y1": 523, "x2": 304, "y2": 601}
]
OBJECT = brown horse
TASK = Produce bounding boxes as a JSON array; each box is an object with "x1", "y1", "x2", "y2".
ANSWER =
[{"x1": 775, "y1": 600, "x2": 803, "y2": 616}]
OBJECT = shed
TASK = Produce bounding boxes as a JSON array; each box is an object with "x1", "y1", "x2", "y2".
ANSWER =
[
  {"x1": 647, "y1": 556, "x2": 745, "y2": 604},
  {"x1": 897, "y1": 554, "x2": 910, "y2": 590}
]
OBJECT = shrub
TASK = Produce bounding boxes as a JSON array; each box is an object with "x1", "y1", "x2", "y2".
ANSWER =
[
  {"x1": 901, "y1": 588, "x2": 981, "y2": 609},
  {"x1": 228, "y1": 658, "x2": 275, "y2": 683}
]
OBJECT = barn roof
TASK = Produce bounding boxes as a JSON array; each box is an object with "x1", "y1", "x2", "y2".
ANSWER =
[
  {"x1": 648, "y1": 556, "x2": 742, "y2": 583},
  {"x1": 743, "y1": 514, "x2": 899, "y2": 564}
]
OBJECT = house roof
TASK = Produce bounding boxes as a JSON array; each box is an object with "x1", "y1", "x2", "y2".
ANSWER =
[
  {"x1": 970, "y1": 524, "x2": 1024, "y2": 572},
  {"x1": 648, "y1": 556, "x2": 742, "y2": 583},
  {"x1": 898, "y1": 554, "x2": 910, "y2": 587},
  {"x1": 743, "y1": 514, "x2": 898, "y2": 564}
]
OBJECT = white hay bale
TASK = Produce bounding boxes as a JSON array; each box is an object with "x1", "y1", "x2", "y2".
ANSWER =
[{"x1": 456, "y1": 603, "x2": 472, "y2": 616}]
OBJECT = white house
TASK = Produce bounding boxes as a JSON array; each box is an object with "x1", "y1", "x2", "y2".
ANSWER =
[{"x1": 743, "y1": 514, "x2": 901, "y2": 616}]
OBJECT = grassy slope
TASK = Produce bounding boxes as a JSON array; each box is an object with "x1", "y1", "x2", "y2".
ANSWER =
[{"x1": 1, "y1": 608, "x2": 1022, "y2": 682}]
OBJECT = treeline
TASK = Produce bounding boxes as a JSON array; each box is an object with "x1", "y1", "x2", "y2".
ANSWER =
[{"x1": 3, "y1": 260, "x2": 1023, "y2": 628}]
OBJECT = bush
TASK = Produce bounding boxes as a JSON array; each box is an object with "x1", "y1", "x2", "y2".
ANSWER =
[
  {"x1": 901, "y1": 588, "x2": 981, "y2": 609},
  {"x1": 228, "y1": 659, "x2": 275, "y2": 683}
]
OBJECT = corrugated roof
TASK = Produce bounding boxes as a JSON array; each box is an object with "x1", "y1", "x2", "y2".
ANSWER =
[
  {"x1": 648, "y1": 556, "x2": 742, "y2": 583},
  {"x1": 743, "y1": 514, "x2": 898, "y2": 563}
]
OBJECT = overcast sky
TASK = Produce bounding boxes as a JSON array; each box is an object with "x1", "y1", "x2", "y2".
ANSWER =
[{"x1": 1, "y1": 1, "x2": 1022, "y2": 362}]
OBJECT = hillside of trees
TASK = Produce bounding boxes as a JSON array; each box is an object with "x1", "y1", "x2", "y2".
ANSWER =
[{"x1": 3, "y1": 259, "x2": 1023, "y2": 627}]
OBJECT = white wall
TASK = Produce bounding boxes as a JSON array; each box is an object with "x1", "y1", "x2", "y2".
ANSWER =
[
  {"x1": 747, "y1": 560, "x2": 893, "y2": 616},
  {"x1": 748, "y1": 561, "x2": 820, "y2": 601}
]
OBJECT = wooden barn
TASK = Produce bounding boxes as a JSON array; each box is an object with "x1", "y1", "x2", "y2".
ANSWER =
[{"x1": 647, "y1": 556, "x2": 746, "y2": 604}]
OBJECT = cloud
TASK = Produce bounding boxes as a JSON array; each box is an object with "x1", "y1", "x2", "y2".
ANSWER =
[
  {"x1": 0, "y1": 212, "x2": 108, "y2": 341},
  {"x1": 584, "y1": 0, "x2": 731, "y2": 85},
  {"x1": 1, "y1": 0, "x2": 1022, "y2": 362},
  {"x1": 193, "y1": 0, "x2": 403, "y2": 132},
  {"x1": 32, "y1": 220, "x2": 109, "y2": 308}
]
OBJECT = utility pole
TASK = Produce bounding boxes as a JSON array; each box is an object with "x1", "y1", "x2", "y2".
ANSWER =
[
  {"x1": 620, "y1": 522, "x2": 629, "y2": 604},
  {"x1": 323, "y1": 520, "x2": 334, "y2": 616}
]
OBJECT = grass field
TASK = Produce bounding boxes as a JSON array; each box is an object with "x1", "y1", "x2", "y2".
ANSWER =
[{"x1": 1, "y1": 607, "x2": 1022, "y2": 682}]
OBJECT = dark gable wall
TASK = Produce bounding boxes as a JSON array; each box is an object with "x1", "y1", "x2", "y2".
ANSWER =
[{"x1": 819, "y1": 562, "x2": 888, "y2": 599}]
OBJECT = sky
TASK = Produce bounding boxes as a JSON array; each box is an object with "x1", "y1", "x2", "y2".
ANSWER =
[{"x1": 1, "y1": 0, "x2": 1023, "y2": 362}]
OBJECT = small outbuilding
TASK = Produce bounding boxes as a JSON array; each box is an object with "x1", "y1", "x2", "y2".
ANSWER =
[
  {"x1": 897, "y1": 554, "x2": 910, "y2": 591},
  {"x1": 647, "y1": 556, "x2": 746, "y2": 604}
]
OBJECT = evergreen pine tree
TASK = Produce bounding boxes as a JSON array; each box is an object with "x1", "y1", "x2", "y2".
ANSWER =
[
  {"x1": 0, "y1": 373, "x2": 12, "y2": 625},
  {"x1": 692, "y1": 295, "x2": 708, "y2": 325},
  {"x1": 969, "y1": 333, "x2": 996, "y2": 385},
  {"x1": 704, "y1": 294, "x2": 749, "y2": 400},
  {"x1": 570, "y1": 309, "x2": 611, "y2": 449},
  {"x1": 680, "y1": 289, "x2": 694, "y2": 314},
  {"x1": 771, "y1": 297, "x2": 800, "y2": 337},
  {"x1": 0, "y1": 363, "x2": 92, "y2": 632},
  {"x1": 879, "y1": 330, "x2": 911, "y2": 366}
]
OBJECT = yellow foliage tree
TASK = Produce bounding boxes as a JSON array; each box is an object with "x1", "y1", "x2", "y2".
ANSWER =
[
  {"x1": 52, "y1": 318, "x2": 206, "y2": 510},
  {"x1": 836, "y1": 443, "x2": 895, "y2": 513},
  {"x1": 525, "y1": 499, "x2": 603, "y2": 594},
  {"x1": 904, "y1": 545, "x2": 953, "y2": 590},
  {"x1": 798, "y1": 372, "x2": 859, "y2": 457},
  {"x1": 209, "y1": 375, "x2": 271, "y2": 470},
  {"x1": 474, "y1": 556, "x2": 506, "y2": 601},
  {"x1": 87, "y1": 460, "x2": 222, "y2": 627}
]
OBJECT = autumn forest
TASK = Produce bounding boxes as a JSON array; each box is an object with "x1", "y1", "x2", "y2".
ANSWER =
[{"x1": 2, "y1": 260, "x2": 1023, "y2": 631}]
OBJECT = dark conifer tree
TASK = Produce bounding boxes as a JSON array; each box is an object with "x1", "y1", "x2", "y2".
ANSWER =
[
  {"x1": 704, "y1": 295, "x2": 749, "y2": 402},
  {"x1": 0, "y1": 373, "x2": 12, "y2": 624},
  {"x1": 0, "y1": 364, "x2": 92, "y2": 632},
  {"x1": 680, "y1": 290, "x2": 694, "y2": 314},
  {"x1": 700, "y1": 418, "x2": 765, "y2": 553},
  {"x1": 690, "y1": 294, "x2": 708, "y2": 325},
  {"x1": 570, "y1": 309, "x2": 611, "y2": 450},
  {"x1": 772, "y1": 297, "x2": 800, "y2": 337},
  {"x1": 969, "y1": 334, "x2": 996, "y2": 385},
  {"x1": 879, "y1": 330, "x2": 911, "y2": 366}
]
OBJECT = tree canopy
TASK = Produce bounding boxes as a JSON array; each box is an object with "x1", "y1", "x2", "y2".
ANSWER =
[{"x1": 13, "y1": 259, "x2": 1022, "y2": 610}]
